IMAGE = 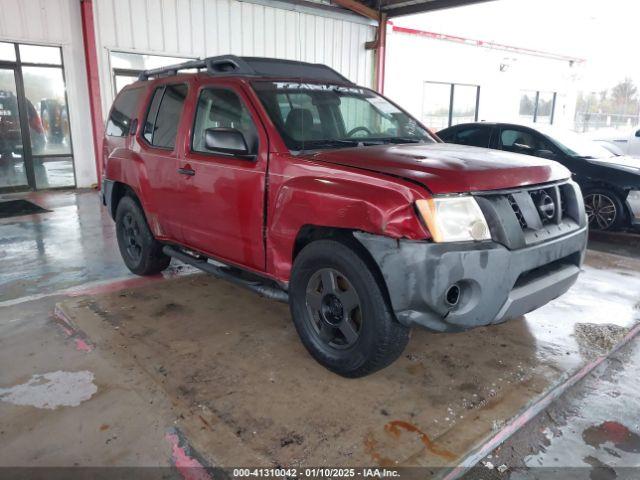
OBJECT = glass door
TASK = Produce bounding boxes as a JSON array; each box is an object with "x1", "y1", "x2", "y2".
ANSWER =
[{"x1": 0, "y1": 67, "x2": 30, "y2": 191}]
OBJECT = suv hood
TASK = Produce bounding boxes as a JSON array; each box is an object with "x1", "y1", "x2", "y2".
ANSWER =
[{"x1": 307, "y1": 143, "x2": 570, "y2": 194}]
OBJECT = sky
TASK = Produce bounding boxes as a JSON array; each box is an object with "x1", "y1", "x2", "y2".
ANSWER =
[{"x1": 397, "y1": 0, "x2": 640, "y2": 93}]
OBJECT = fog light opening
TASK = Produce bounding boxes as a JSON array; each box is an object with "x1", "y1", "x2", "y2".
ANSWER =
[{"x1": 445, "y1": 284, "x2": 461, "y2": 308}]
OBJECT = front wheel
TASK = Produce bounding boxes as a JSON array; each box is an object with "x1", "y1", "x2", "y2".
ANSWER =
[
  {"x1": 584, "y1": 189, "x2": 626, "y2": 231},
  {"x1": 289, "y1": 239, "x2": 410, "y2": 378},
  {"x1": 115, "y1": 195, "x2": 171, "y2": 275}
]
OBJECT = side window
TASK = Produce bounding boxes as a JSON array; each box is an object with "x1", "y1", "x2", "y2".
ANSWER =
[
  {"x1": 143, "y1": 84, "x2": 188, "y2": 149},
  {"x1": 500, "y1": 128, "x2": 554, "y2": 155},
  {"x1": 106, "y1": 87, "x2": 144, "y2": 137},
  {"x1": 143, "y1": 87, "x2": 164, "y2": 143},
  {"x1": 192, "y1": 88, "x2": 258, "y2": 155},
  {"x1": 453, "y1": 127, "x2": 492, "y2": 147}
]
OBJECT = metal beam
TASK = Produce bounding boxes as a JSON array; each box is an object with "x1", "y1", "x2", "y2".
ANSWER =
[
  {"x1": 80, "y1": 0, "x2": 104, "y2": 185},
  {"x1": 331, "y1": 0, "x2": 380, "y2": 21},
  {"x1": 383, "y1": 0, "x2": 494, "y2": 17}
]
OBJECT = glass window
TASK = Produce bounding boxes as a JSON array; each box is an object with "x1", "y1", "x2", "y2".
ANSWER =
[
  {"x1": 192, "y1": 88, "x2": 258, "y2": 154},
  {"x1": 0, "y1": 42, "x2": 16, "y2": 62},
  {"x1": 453, "y1": 126, "x2": 492, "y2": 147},
  {"x1": 423, "y1": 82, "x2": 479, "y2": 129},
  {"x1": 144, "y1": 84, "x2": 187, "y2": 149},
  {"x1": 22, "y1": 66, "x2": 71, "y2": 156},
  {"x1": 451, "y1": 85, "x2": 478, "y2": 126},
  {"x1": 500, "y1": 128, "x2": 554, "y2": 155},
  {"x1": 19, "y1": 45, "x2": 62, "y2": 65},
  {"x1": 253, "y1": 81, "x2": 432, "y2": 151},
  {"x1": 536, "y1": 92, "x2": 555, "y2": 124},
  {"x1": 519, "y1": 90, "x2": 556, "y2": 124},
  {"x1": 143, "y1": 88, "x2": 164, "y2": 143},
  {"x1": 106, "y1": 86, "x2": 144, "y2": 137},
  {"x1": 519, "y1": 91, "x2": 537, "y2": 120},
  {"x1": 34, "y1": 156, "x2": 75, "y2": 189},
  {"x1": 0, "y1": 68, "x2": 28, "y2": 189},
  {"x1": 422, "y1": 82, "x2": 451, "y2": 130}
]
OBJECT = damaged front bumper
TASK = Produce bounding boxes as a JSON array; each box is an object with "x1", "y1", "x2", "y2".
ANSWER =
[{"x1": 355, "y1": 226, "x2": 588, "y2": 332}]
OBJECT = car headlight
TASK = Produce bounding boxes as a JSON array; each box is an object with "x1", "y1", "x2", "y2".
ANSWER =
[
  {"x1": 416, "y1": 196, "x2": 491, "y2": 242},
  {"x1": 628, "y1": 190, "x2": 640, "y2": 219}
]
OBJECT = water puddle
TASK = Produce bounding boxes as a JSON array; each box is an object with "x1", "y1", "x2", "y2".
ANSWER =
[{"x1": 583, "y1": 421, "x2": 640, "y2": 454}]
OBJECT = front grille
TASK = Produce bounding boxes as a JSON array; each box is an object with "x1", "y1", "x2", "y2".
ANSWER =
[
  {"x1": 528, "y1": 188, "x2": 557, "y2": 226},
  {"x1": 475, "y1": 181, "x2": 583, "y2": 249},
  {"x1": 508, "y1": 194, "x2": 528, "y2": 229}
]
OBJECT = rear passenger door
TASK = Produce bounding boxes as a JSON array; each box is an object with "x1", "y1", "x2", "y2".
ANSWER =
[
  {"x1": 178, "y1": 81, "x2": 268, "y2": 271},
  {"x1": 134, "y1": 83, "x2": 189, "y2": 242}
]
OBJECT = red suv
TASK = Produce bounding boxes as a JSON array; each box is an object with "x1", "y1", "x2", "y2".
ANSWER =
[{"x1": 102, "y1": 56, "x2": 588, "y2": 377}]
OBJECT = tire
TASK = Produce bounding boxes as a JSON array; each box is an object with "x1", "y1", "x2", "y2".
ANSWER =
[
  {"x1": 584, "y1": 189, "x2": 626, "y2": 231},
  {"x1": 289, "y1": 238, "x2": 410, "y2": 378},
  {"x1": 115, "y1": 195, "x2": 171, "y2": 275}
]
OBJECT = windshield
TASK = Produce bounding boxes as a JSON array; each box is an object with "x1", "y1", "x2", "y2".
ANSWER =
[
  {"x1": 252, "y1": 81, "x2": 434, "y2": 151},
  {"x1": 540, "y1": 127, "x2": 616, "y2": 159}
]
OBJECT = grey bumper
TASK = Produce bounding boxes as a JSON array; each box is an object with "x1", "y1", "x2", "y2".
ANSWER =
[
  {"x1": 101, "y1": 178, "x2": 115, "y2": 219},
  {"x1": 355, "y1": 227, "x2": 588, "y2": 332}
]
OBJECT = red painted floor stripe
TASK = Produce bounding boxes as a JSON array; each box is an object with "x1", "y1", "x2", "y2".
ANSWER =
[
  {"x1": 165, "y1": 430, "x2": 212, "y2": 480},
  {"x1": 440, "y1": 321, "x2": 640, "y2": 480}
]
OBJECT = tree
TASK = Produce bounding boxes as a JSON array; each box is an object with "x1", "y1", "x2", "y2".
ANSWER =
[{"x1": 610, "y1": 78, "x2": 639, "y2": 116}]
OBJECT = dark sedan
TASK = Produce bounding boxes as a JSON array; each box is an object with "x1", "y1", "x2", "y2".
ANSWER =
[{"x1": 438, "y1": 122, "x2": 640, "y2": 230}]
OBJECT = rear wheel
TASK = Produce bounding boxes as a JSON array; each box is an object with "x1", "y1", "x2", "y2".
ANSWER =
[
  {"x1": 584, "y1": 189, "x2": 625, "y2": 230},
  {"x1": 289, "y1": 239, "x2": 410, "y2": 377},
  {"x1": 115, "y1": 195, "x2": 170, "y2": 275}
]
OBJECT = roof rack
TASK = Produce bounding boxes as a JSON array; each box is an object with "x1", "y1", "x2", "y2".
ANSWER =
[{"x1": 137, "y1": 55, "x2": 353, "y2": 84}]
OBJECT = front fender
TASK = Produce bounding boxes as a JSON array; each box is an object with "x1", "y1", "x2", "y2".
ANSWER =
[{"x1": 267, "y1": 164, "x2": 430, "y2": 281}]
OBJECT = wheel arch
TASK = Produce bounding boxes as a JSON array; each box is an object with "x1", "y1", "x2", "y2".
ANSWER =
[{"x1": 292, "y1": 225, "x2": 395, "y2": 312}]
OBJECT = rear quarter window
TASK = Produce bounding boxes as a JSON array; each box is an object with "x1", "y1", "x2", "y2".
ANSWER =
[{"x1": 106, "y1": 87, "x2": 144, "y2": 137}]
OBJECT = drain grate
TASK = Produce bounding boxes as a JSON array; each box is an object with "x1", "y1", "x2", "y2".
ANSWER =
[{"x1": 0, "y1": 199, "x2": 51, "y2": 219}]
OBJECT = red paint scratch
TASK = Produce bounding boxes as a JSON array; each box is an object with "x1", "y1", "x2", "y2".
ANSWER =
[
  {"x1": 165, "y1": 432, "x2": 211, "y2": 480},
  {"x1": 75, "y1": 338, "x2": 93, "y2": 352}
]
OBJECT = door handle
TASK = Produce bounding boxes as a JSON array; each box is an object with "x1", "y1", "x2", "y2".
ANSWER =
[{"x1": 177, "y1": 167, "x2": 195, "y2": 176}]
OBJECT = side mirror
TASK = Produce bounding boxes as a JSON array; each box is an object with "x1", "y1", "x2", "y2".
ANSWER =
[
  {"x1": 635, "y1": 129, "x2": 640, "y2": 138},
  {"x1": 204, "y1": 128, "x2": 251, "y2": 157}
]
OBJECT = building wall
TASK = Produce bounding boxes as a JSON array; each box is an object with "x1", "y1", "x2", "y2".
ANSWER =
[
  {"x1": 0, "y1": 0, "x2": 97, "y2": 188},
  {"x1": 93, "y1": 0, "x2": 376, "y2": 115},
  {"x1": 1, "y1": 0, "x2": 375, "y2": 188},
  {"x1": 385, "y1": 26, "x2": 582, "y2": 131}
]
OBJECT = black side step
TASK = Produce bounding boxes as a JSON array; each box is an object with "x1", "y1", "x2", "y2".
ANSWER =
[{"x1": 162, "y1": 246, "x2": 289, "y2": 303}]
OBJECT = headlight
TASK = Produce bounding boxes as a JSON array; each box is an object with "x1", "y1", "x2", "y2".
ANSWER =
[
  {"x1": 416, "y1": 196, "x2": 491, "y2": 242},
  {"x1": 628, "y1": 190, "x2": 640, "y2": 220}
]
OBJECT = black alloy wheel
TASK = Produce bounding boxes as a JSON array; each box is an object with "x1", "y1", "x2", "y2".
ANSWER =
[
  {"x1": 305, "y1": 268, "x2": 362, "y2": 349},
  {"x1": 121, "y1": 212, "x2": 143, "y2": 263},
  {"x1": 584, "y1": 191, "x2": 621, "y2": 230}
]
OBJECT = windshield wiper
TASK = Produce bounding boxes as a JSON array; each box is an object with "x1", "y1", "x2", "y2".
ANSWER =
[
  {"x1": 382, "y1": 137, "x2": 422, "y2": 144},
  {"x1": 301, "y1": 139, "x2": 360, "y2": 149}
]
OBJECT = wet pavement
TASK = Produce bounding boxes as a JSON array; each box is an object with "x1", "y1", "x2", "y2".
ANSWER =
[
  {"x1": 463, "y1": 335, "x2": 640, "y2": 479},
  {"x1": 0, "y1": 190, "x2": 639, "y2": 477}
]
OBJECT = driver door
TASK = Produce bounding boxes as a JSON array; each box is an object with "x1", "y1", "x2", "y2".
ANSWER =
[
  {"x1": 497, "y1": 127, "x2": 558, "y2": 159},
  {"x1": 178, "y1": 82, "x2": 268, "y2": 271}
]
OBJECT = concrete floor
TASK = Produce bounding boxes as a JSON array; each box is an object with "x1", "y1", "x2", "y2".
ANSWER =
[{"x1": 0, "y1": 190, "x2": 639, "y2": 478}]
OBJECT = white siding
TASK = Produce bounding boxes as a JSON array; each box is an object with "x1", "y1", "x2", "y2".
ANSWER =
[
  {"x1": 385, "y1": 28, "x2": 581, "y2": 130},
  {"x1": 0, "y1": 0, "x2": 97, "y2": 188},
  {"x1": 93, "y1": 0, "x2": 375, "y2": 113}
]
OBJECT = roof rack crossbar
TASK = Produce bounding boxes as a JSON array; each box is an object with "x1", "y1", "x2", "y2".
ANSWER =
[{"x1": 138, "y1": 55, "x2": 257, "y2": 81}]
